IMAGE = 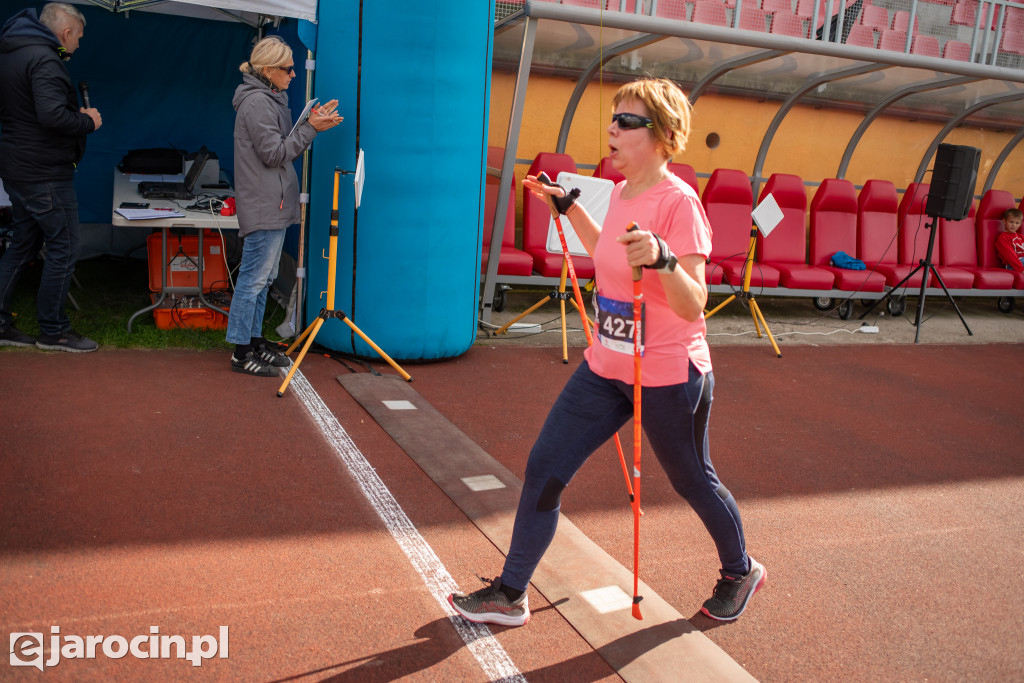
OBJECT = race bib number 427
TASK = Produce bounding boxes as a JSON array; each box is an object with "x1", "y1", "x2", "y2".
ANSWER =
[{"x1": 594, "y1": 293, "x2": 645, "y2": 356}]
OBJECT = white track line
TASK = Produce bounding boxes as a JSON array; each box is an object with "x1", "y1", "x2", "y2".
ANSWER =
[{"x1": 289, "y1": 369, "x2": 525, "y2": 682}]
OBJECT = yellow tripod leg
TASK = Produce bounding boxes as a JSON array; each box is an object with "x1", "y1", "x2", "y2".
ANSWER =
[
  {"x1": 278, "y1": 317, "x2": 324, "y2": 396},
  {"x1": 343, "y1": 317, "x2": 412, "y2": 382},
  {"x1": 749, "y1": 299, "x2": 782, "y2": 357}
]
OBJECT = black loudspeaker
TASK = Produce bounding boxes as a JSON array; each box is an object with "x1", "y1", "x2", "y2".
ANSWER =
[{"x1": 925, "y1": 143, "x2": 981, "y2": 220}]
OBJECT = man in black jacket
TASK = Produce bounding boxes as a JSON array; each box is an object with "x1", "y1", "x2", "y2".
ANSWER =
[{"x1": 0, "y1": 3, "x2": 102, "y2": 352}]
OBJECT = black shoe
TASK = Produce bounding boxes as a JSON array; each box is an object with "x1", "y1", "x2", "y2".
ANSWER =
[
  {"x1": 35, "y1": 329, "x2": 98, "y2": 353},
  {"x1": 0, "y1": 323, "x2": 36, "y2": 348},
  {"x1": 231, "y1": 351, "x2": 279, "y2": 377},
  {"x1": 255, "y1": 341, "x2": 291, "y2": 368}
]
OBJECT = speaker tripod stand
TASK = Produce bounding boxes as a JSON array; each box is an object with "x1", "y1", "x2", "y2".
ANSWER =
[
  {"x1": 277, "y1": 169, "x2": 411, "y2": 397},
  {"x1": 704, "y1": 227, "x2": 782, "y2": 357},
  {"x1": 859, "y1": 214, "x2": 972, "y2": 344}
]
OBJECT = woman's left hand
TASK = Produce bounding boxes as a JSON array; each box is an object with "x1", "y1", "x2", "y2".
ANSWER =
[
  {"x1": 309, "y1": 98, "x2": 343, "y2": 131},
  {"x1": 616, "y1": 228, "x2": 660, "y2": 269}
]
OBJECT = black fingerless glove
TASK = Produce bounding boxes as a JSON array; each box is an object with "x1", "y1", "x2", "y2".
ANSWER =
[
  {"x1": 551, "y1": 186, "x2": 580, "y2": 215},
  {"x1": 642, "y1": 233, "x2": 677, "y2": 271}
]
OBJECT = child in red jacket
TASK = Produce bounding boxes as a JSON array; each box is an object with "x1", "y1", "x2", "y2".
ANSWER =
[{"x1": 995, "y1": 208, "x2": 1024, "y2": 272}]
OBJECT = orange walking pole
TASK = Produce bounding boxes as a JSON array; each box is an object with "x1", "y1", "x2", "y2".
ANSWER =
[
  {"x1": 537, "y1": 173, "x2": 635, "y2": 503},
  {"x1": 629, "y1": 224, "x2": 644, "y2": 620}
]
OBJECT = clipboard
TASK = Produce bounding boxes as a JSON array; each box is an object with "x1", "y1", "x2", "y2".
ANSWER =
[{"x1": 289, "y1": 98, "x2": 318, "y2": 137}]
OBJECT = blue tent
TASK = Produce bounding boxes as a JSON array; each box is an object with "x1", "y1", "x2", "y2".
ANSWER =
[{"x1": 0, "y1": 0, "x2": 490, "y2": 361}]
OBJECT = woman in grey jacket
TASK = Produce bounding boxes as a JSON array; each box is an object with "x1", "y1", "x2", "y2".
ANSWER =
[{"x1": 228, "y1": 35, "x2": 341, "y2": 376}]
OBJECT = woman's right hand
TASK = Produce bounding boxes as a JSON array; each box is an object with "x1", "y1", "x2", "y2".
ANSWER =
[{"x1": 522, "y1": 174, "x2": 566, "y2": 202}]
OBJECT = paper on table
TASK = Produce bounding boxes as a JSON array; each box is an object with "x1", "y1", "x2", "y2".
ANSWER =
[
  {"x1": 289, "y1": 98, "x2": 319, "y2": 137},
  {"x1": 115, "y1": 208, "x2": 185, "y2": 220}
]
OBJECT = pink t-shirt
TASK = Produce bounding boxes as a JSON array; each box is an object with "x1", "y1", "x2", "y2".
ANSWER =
[{"x1": 584, "y1": 174, "x2": 714, "y2": 386}]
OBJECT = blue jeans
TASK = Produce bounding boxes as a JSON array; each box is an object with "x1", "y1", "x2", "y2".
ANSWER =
[
  {"x1": 0, "y1": 180, "x2": 81, "y2": 336},
  {"x1": 226, "y1": 228, "x2": 286, "y2": 345},
  {"x1": 501, "y1": 360, "x2": 749, "y2": 593}
]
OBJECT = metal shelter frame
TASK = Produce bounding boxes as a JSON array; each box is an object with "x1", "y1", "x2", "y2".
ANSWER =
[{"x1": 480, "y1": 0, "x2": 1024, "y2": 324}]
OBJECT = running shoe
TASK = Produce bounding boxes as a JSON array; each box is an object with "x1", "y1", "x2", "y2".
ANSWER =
[
  {"x1": 255, "y1": 341, "x2": 291, "y2": 367},
  {"x1": 231, "y1": 351, "x2": 278, "y2": 377},
  {"x1": 35, "y1": 329, "x2": 98, "y2": 353},
  {"x1": 701, "y1": 557, "x2": 766, "y2": 621},
  {"x1": 448, "y1": 577, "x2": 530, "y2": 627},
  {"x1": 0, "y1": 323, "x2": 36, "y2": 348}
]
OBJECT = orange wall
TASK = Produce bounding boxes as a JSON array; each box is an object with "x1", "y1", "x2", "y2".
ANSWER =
[{"x1": 489, "y1": 71, "x2": 1024, "y2": 214}]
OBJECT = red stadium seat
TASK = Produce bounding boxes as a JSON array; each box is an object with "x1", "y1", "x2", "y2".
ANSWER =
[
  {"x1": 1001, "y1": 30, "x2": 1024, "y2": 55},
  {"x1": 860, "y1": 4, "x2": 889, "y2": 31},
  {"x1": 692, "y1": 0, "x2": 729, "y2": 26},
  {"x1": 482, "y1": 147, "x2": 533, "y2": 276},
  {"x1": 897, "y1": 182, "x2": 975, "y2": 288},
  {"x1": 738, "y1": 5, "x2": 769, "y2": 31},
  {"x1": 593, "y1": 157, "x2": 625, "y2": 184},
  {"x1": 809, "y1": 179, "x2": 887, "y2": 291},
  {"x1": 938, "y1": 204, "x2": 1016, "y2": 289},
  {"x1": 858, "y1": 179, "x2": 927, "y2": 287},
  {"x1": 976, "y1": 189, "x2": 1023, "y2": 287},
  {"x1": 654, "y1": 0, "x2": 689, "y2": 20},
  {"x1": 771, "y1": 10, "x2": 809, "y2": 36},
  {"x1": 845, "y1": 24, "x2": 877, "y2": 47},
  {"x1": 950, "y1": 1, "x2": 976, "y2": 27},
  {"x1": 891, "y1": 9, "x2": 919, "y2": 33},
  {"x1": 943, "y1": 40, "x2": 972, "y2": 61},
  {"x1": 879, "y1": 29, "x2": 908, "y2": 51},
  {"x1": 757, "y1": 173, "x2": 835, "y2": 289},
  {"x1": 668, "y1": 162, "x2": 700, "y2": 193},
  {"x1": 911, "y1": 34, "x2": 941, "y2": 57},
  {"x1": 701, "y1": 168, "x2": 780, "y2": 287}
]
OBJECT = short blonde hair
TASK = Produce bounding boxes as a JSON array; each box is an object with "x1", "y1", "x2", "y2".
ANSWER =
[
  {"x1": 611, "y1": 78, "x2": 692, "y2": 159},
  {"x1": 239, "y1": 35, "x2": 293, "y2": 76},
  {"x1": 40, "y1": 3, "x2": 86, "y2": 32}
]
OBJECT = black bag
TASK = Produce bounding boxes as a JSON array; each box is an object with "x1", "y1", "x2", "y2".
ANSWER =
[{"x1": 118, "y1": 148, "x2": 183, "y2": 175}]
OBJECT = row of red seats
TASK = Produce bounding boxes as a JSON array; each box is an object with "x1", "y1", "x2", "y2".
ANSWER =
[
  {"x1": 706, "y1": 170, "x2": 1024, "y2": 295},
  {"x1": 484, "y1": 150, "x2": 1024, "y2": 298}
]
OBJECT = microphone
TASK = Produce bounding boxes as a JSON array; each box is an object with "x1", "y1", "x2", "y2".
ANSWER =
[{"x1": 78, "y1": 81, "x2": 90, "y2": 108}]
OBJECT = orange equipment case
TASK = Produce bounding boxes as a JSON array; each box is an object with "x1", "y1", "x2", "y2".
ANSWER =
[
  {"x1": 146, "y1": 230, "x2": 230, "y2": 293},
  {"x1": 149, "y1": 293, "x2": 229, "y2": 330}
]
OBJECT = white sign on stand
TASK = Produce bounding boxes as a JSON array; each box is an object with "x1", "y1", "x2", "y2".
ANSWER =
[
  {"x1": 354, "y1": 148, "x2": 365, "y2": 209},
  {"x1": 546, "y1": 173, "x2": 615, "y2": 257},
  {"x1": 751, "y1": 192, "x2": 783, "y2": 237}
]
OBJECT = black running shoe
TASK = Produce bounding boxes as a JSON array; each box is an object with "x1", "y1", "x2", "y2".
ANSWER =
[
  {"x1": 35, "y1": 329, "x2": 98, "y2": 353},
  {"x1": 701, "y1": 557, "x2": 766, "y2": 621},
  {"x1": 0, "y1": 323, "x2": 36, "y2": 348},
  {"x1": 231, "y1": 351, "x2": 279, "y2": 377},
  {"x1": 255, "y1": 341, "x2": 291, "y2": 368},
  {"x1": 448, "y1": 577, "x2": 530, "y2": 627}
]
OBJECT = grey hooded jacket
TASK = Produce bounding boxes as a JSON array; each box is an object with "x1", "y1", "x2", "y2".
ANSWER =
[{"x1": 231, "y1": 72, "x2": 316, "y2": 237}]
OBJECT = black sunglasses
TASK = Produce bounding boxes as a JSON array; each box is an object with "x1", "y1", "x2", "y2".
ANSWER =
[
  {"x1": 274, "y1": 66, "x2": 296, "y2": 75},
  {"x1": 612, "y1": 112, "x2": 654, "y2": 130}
]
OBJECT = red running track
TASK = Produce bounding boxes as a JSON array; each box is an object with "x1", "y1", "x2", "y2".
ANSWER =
[{"x1": 2, "y1": 342, "x2": 1023, "y2": 681}]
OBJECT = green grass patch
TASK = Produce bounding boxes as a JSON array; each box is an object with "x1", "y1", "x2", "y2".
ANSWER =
[{"x1": 3, "y1": 256, "x2": 286, "y2": 351}]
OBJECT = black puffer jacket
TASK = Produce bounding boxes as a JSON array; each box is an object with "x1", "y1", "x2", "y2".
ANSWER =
[{"x1": 0, "y1": 8, "x2": 95, "y2": 183}]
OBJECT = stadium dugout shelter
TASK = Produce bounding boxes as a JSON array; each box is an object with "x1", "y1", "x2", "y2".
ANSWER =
[{"x1": 481, "y1": 0, "x2": 1024, "y2": 324}]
